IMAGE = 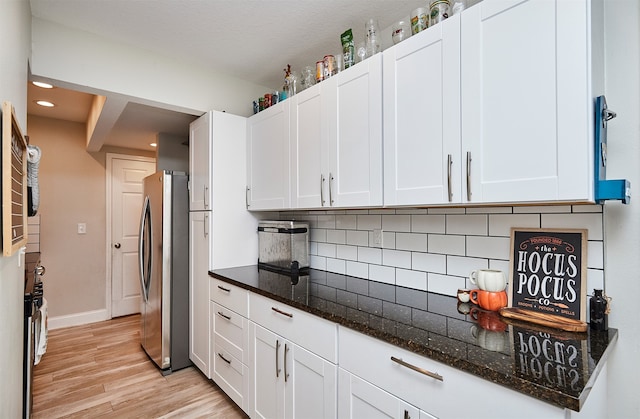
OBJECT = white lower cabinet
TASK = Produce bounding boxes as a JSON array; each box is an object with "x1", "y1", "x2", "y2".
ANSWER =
[
  {"x1": 338, "y1": 368, "x2": 435, "y2": 419},
  {"x1": 249, "y1": 323, "x2": 337, "y2": 419},
  {"x1": 189, "y1": 212, "x2": 210, "y2": 377}
]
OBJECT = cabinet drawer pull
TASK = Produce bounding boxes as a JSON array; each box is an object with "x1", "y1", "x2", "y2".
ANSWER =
[
  {"x1": 284, "y1": 343, "x2": 290, "y2": 382},
  {"x1": 217, "y1": 311, "x2": 231, "y2": 321},
  {"x1": 320, "y1": 174, "x2": 326, "y2": 206},
  {"x1": 217, "y1": 285, "x2": 231, "y2": 293},
  {"x1": 218, "y1": 352, "x2": 232, "y2": 364},
  {"x1": 390, "y1": 356, "x2": 443, "y2": 382},
  {"x1": 246, "y1": 186, "x2": 250, "y2": 208},
  {"x1": 271, "y1": 306, "x2": 293, "y2": 318},
  {"x1": 329, "y1": 172, "x2": 334, "y2": 206},
  {"x1": 204, "y1": 185, "x2": 209, "y2": 209}
]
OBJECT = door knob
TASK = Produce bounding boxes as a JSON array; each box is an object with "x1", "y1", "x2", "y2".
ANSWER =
[{"x1": 114, "y1": 243, "x2": 121, "y2": 249}]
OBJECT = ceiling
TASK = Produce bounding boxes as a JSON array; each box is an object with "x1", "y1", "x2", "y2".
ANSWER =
[{"x1": 28, "y1": 0, "x2": 427, "y2": 152}]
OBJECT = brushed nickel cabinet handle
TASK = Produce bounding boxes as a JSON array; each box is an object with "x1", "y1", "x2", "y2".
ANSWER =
[
  {"x1": 204, "y1": 185, "x2": 209, "y2": 209},
  {"x1": 217, "y1": 285, "x2": 231, "y2": 292},
  {"x1": 204, "y1": 213, "x2": 209, "y2": 237},
  {"x1": 329, "y1": 172, "x2": 334, "y2": 206},
  {"x1": 217, "y1": 311, "x2": 231, "y2": 321},
  {"x1": 391, "y1": 356, "x2": 443, "y2": 382},
  {"x1": 246, "y1": 186, "x2": 250, "y2": 208},
  {"x1": 447, "y1": 154, "x2": 453, "y2": 202},
  {"x1": 320, "y1": 173, "x2": 326, "y2": 206},
  {"x1": 271, "y1": 306, "x2": 293, "y2": 318},
  {"x1": 218, "y1": 352, "x2": 231, "y2": 364},
  {"x1": 466, "y1": 151, "x2": 472, "y2": 201},
  {"x1": 284, "y1": 343, "x2": 290, "y2": 382},
  {"x1": 276, "y1": 339, "x2": 281, "y2": 378}
]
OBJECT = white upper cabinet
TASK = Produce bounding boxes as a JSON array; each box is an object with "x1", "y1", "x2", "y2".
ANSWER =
[
  {"x1": 383, "y1": 14, "x2": 461, "y2": 206},
  {"x1": 461, "y1": 0, "x2": 599, "y2": 204},
  {"x1": 290, "y1": 54, "x2": 383, "y2": 209},
  {"x1": 247, "y1": 101, "x2": 291, "y2": 210},
  {"x1": 189, "y1": 111, "x2": 211, "y2": 211}
]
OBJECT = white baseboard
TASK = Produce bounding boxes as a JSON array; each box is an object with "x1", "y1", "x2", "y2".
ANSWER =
[{"x1": 47, "y1": 308, "x2": 110, "y2": 330}]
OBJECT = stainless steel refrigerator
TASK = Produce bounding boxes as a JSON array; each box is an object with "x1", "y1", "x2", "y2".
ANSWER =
[{"x1": 138, "y1": 170, "x2": 190, "y2": 374}]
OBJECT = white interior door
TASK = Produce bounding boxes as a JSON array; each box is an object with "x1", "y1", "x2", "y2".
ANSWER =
[{"x1": 109, "y1": 155, "x2": 155, "y2": 317}]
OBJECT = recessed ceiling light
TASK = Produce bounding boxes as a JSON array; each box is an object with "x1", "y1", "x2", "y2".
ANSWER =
[
  {"x1": 150, "y1": 143, "x2": 157, "y2": 147},
  {"x1": 36, "y1": 100, "x2": 55, "y2": 107},
  {"x1": 32, "y1": 81, "x2": 54, "y2": 89}
]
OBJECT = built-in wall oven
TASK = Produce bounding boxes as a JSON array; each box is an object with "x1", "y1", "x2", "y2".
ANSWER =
[{"x1": 23, "y1": 253, "x2": 44, "y2": 419}]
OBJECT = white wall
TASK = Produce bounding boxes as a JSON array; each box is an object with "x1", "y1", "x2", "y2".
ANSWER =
[
  {"x1": 29, "y1": 18, "x2": 270, "y2": 118},
  {"x1": 0, "y1": 0, "x2": 31, "y2": 416},
  {"x1": 157, "y1": 132, "x2": 189, "y2": 173},
  {"x1": 603, "y1": 1, "x2": 640, "y2": 417}
]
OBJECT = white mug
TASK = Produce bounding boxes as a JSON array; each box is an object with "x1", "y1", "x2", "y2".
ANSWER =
[{"x1": 469, "y1": 269, "x2": 506, "y2": 292}]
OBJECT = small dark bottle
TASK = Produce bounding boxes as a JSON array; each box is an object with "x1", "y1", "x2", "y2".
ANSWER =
[{"x1": 590, "y1": 289, "x2": 609, "y2": 331}]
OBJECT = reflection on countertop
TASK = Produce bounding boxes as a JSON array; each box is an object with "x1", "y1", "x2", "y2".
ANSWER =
[{"x1": 210, "y1": 265, "x2": 617, "y2": 412}]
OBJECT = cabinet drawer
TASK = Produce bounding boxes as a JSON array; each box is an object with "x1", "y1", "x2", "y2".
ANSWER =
[
  {"x1": 249, "y1": 292, "x2": 337, "y2": 363},
  {"x1": 210, "y1": 278, "x2": 248, "y2": 316},
  {"x1": 212, "y1": 302, "x2": 248, "y2": 365},
  {"x1": 338, "y1": 327, "x2": 563, "y2": 418},
  {"x1": 212, "y1": 342, "x2": 249, "y2": 414}
]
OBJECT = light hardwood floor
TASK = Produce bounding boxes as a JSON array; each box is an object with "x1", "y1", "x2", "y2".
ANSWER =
[{"x1": 32, "y1": 314, "x2": 247, "y2": 418}]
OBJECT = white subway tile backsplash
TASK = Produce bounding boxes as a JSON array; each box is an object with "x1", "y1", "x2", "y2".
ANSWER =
[
  {"x1": 337, "y1": 245, "x2": 358, "y2": 261},
  {"x1": 382, "y1": 215, "x2": 411, "y2": 232},
  {"x1": 428, "y1": 273, "x2": 465, "y2": 296},
  {"x1": 369, "y1": 264, "x2": 396, "y2": 285},
  {"x1": 396, "y1": 269, "x2": 427, "y2": 291},
  {"x1": 513, "y1": 205, "x2": 572, "y2": 213},
  {"x1": 412, "y1": 252, "x2": 447, "y2": 274},
  {"x1": 327, "y1": 258, "x2": 346, "y2": 274},
  {"x1": 310, "y1": 255, "x2": 326, "y2": 270},
  {"x1": 587, "y1": 241, "x2": 604, "y2": 269},
  {"x1": 298, "y1": 205, "x2": 605, "y2": 296},
  {"x1": 572, "y1": 205, "x2": 603, "y2": 213},
  {"x1": 346, "y1": 230, "x2": 369, "y2": 246},
  {"x1": 447, "y1": 256, "x2": 488, "y2": 278},
  {"x1": 358, "y1": 247, "x2": 382, "y2": 264},
  {"x1": 310, "y1": 228, "x2": 327, "y2": 243},
  {"x1": 428, "y1": 234, "x2": 465, "y2": 256},
  {"x1": 396, "y1": 233, "x2": 428, "y2": 252},
  {"x1": 317, "y1": 243, "x2": 337, "y2": 258},
  {"x1": 382, "y1": 249, "x2": 412, "y2": 269},
  {"x1": 466, "y1": 236, "x2": 511, "y2": 260},
  {"x1": 542, "y1": 213, "x2": 604, "y2": 240},
  {"x1": 336, "y1": 214, "x2": 357, "y2": 229},
  {"x1": 357, "y1": 214, "x2": 382, "y2": 230},
  {"x1": 346, "y1": 261, "x2": 369, "y2": 279},
  {"x1": 317, "y1": 215, "x2": 336, "y2": 229},
  {"x1": 327, "y1": 229, "x2": 346, "y2": 244},
  {"x1": 446, "y1": 214, "x2": 488, "y2": 236},
  {"x1": 488, "y1": 214, "x2": 540, "y2": 237},
  {"x1": 411, "y1": 215, "x2": 446, "y2": 233}
]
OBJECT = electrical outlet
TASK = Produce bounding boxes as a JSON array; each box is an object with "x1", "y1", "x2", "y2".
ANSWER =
[
  {"x1": 77, "y1": 223, "x2": 86, "y2": 234},
  {"x1": 373, "y1": 229, "x2": 383, "y2": 247}
]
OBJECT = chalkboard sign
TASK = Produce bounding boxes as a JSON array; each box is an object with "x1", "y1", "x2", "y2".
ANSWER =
[{"x1": 508, "y1": 228, "x2": 587, "y2": 323}]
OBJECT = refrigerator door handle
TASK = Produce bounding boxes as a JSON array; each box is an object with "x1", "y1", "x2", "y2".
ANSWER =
[{"x1": 138, "y1": 195, "x2": 152, "y2": 302}]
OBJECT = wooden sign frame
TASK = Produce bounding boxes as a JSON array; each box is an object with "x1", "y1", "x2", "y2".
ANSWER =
[
  {"x1": 1, "y1": 101, "x2": 28, "y2": 256},
  {"x1": 508, "y1": 228, "x2": 588, "y2": 322}
]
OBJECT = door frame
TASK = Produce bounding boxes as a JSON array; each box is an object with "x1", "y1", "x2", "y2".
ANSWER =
[{"x1": 105, "y1": 153, "x2": 156, "y2": 319}]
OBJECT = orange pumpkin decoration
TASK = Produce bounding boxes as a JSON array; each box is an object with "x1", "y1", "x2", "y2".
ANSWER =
[{"x1": 469, "y1": 289, "x2": 508, "y2": 311}]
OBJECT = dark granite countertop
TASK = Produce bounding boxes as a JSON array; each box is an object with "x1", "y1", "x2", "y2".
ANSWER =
[{"x1": 209, "y1": 265, "x2": 617, "y2": 412}]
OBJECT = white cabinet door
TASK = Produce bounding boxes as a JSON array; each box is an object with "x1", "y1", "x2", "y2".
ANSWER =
[
  {"x1": 327, "y1": 54, "x2": 383, "y2": 208},
  {"x1": 188, "y1": 211, "x2": 210, "y2": 377},
  {"x1": 250, "y1": 323, "x2": 284, "y2": 419},
  {"x1": 290, "y1": 82, "x2": 328, "y2": 209},
  {"x1": 247, "y1": 101, "x2": 291, "y2": 210},
  {"x1": 249, "y1": 322, "x2": 337, "y2": 419},
  {"x1": 189, "y1": 111, "x2": 211, "y2": 211},
  {"x1": 285, "y1": 343, "x2": 337, "y2": 419},
  {"x1": 461, "y1": 0, "x2": 595, "y2": 204},
  {"x1": 384, "y1": 15, "x2": 461, "y2": 206},
  {"x1": 338, "y1": 368, "x2": 421, "y2": 419}
]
